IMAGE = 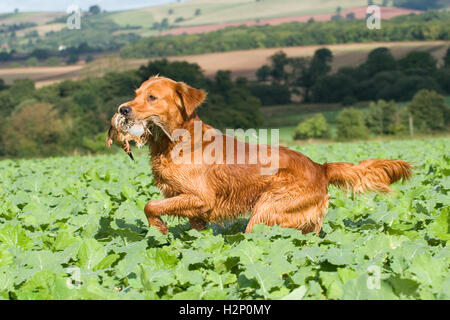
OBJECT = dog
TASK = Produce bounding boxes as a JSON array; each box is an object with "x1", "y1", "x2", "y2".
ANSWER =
[{"x1": 117, "y1": 75, "x2": 412, "y2": 235}]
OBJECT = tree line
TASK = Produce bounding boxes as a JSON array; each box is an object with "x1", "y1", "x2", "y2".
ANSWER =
[
  {"x1": 253, "y1": 46, "x2": 450, "y2": 105},
  {"x1": 120, "y1": 11, "x2": 450, "y2": 59},
  {"x1": 293, "y1": 89, "x2": 449, "y2": 141}
]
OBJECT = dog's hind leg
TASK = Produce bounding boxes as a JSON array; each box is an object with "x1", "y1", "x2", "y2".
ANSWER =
[
  {"x1": 144, "y1": 195, "x2": 207, "y2": 234},
  {"x1": 245, "y1": 183, "x2": 329, "y2": 235}
]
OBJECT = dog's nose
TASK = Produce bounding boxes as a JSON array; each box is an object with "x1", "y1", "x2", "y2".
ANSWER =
[{"x1": 119, "y1": 106, "x2": 131, "y2": 116}]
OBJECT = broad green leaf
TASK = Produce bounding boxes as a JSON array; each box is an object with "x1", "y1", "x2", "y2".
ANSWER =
[
  {"x1": 0, "y1": 225, "x2": 33, "y2": 250},
  {"x1": 77, "y1": 239, "x2": 106, "y2": 270},
  {"x1": 242, "y1": 263, "x2": 284, "y2": 298},
  {"x1": 93, "y1": 254, "x2": 120, "y2": 271},
  {"x1": 281, "y1": 286, "x2": 307, "y2": 300},
  {"x1": 430, "y1": 208, "x2": 450, "y2": 241}
]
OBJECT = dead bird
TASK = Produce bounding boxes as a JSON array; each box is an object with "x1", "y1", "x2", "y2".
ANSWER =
[{"x1": 106, "y1": 113, "x2": 151, "y2": 160}]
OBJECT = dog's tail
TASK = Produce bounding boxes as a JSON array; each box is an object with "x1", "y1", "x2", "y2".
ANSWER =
[{"x1": 324, "y1": 159, "x2": 412, "y2": 193}]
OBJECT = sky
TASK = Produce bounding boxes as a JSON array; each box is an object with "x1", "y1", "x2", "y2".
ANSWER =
[{"x1": 0, "y1": 0, "x2": 186, "y2": 13}]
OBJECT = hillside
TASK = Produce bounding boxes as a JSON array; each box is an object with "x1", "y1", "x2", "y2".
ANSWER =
[
  {"x1": 161, "y1": 6, "x2": 422, "y2": 36},
  {"x1": 0, "y1": 0, "x2": 429, "y2": 56},
  {"x1": 105, "y1": 0, "x2": 370, "y2": 29}
]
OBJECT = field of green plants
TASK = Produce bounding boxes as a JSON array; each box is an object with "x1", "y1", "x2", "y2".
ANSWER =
[{"x1": 0, "y1": 137, "x2": 448, "y2": 300}]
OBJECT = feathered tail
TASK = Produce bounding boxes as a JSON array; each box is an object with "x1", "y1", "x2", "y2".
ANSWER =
[{"x1": 324, "y1": 159, "x2": 412, "y2": 193}]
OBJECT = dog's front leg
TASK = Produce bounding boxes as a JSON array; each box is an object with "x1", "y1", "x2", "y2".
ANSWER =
[{"x1": 144, "y1": 195, "x2": 207, "y2": 234}]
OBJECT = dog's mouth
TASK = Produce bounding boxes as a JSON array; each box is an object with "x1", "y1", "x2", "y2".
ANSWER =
[
  {"x1": 112, "y1": 113, "x2": 174, "y2": 142},
  {"x1": 112, "y1": 113, "x2": 150, "y2": 136}
]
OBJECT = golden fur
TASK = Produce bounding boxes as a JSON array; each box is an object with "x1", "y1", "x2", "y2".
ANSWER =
[{"x1": 119, "y1": 76, "x2": 413, "y2": 234}]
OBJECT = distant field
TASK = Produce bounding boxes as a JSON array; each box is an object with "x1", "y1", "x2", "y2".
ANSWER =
[
  {"x1": 15, "y1": 23, "x2": 66, "y2": 37},
  {"x1": 0, "y1": 11, "x2": 64, "y2": 25},
  {"x1": 0, "y1": 40, "x2": 445, "y2": 88},
  {"x1": 106, "y1": 0, "x2": 370, "y2": 29},
  {"x1": 162, "y1": 6, "x2": 422, "y2": 36},
  {"x1": 0, "y1": 65, "x2": 83, "y2": 87}
]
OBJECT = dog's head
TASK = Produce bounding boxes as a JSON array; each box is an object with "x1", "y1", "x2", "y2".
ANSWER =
[{"x1": 118, "y1": 76, "x2": 206, "y2": 139}]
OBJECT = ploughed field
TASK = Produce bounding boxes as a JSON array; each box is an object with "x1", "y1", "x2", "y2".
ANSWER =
[{"x1": 0, "y1": 137, "x2": 448, "y2": 299}]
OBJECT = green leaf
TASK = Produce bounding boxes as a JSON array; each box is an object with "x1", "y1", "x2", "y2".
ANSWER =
[
  {"x1": 77, "y1": 239, "x2": 106, "y2": 270},
  {"x1": 175, "y1": 265, "x2": 203, "y2": 286},
  {"x1": 205, "y1": 270, "x2": 236, "y2": 289},
  {"x1": 0, "y1": 224, "x2": 33, "y2": 250},
  {"x1": 139, "y1": 264, "x2": 175, "y2": 292},
  {"x1": 121, "y1": 185, "x2": 137, "y2": 200},
  {"x1": 388, "y1": 276, "x2": 420, "y2": 298},
  {"x1": 242, "y1": 263, "x2": 284, "y2": 298},
  {"x1": 24, "y1": 250, "x2": 66, "y2": 273},
  {"x1": 0, "y1": 247, "x2": 13, "y2": 266},
  {"x1": 409, "y1": 253, "x2": 446, "y2": 288},
  {"x1": 53, "y1": 230, "x2": 79, "y2": 251},
  {"x1": 171, "y1": 285, "x2": 203, "y2": 300},
  {"x1": 231, "y1": 240, "x2": 264, "y2": 265},
  {"x1": 319, "y1": 271, "x2": 343, "y2": 299},
  {"x1": 94, "y1": 254, "x2": 120, "y2": 271},
  {"x1": 17, "y1": 270, "x2": 74, "y2": 300},
  {"x1": 146, "y1": 247, "x2": 179, "y2": 269},
  {"x1": 202, "y1": 287, "x2": 228, "y2": 300},
  {"x1": 430, "y1": 208, "x2": 450, "y2": 241},
  {"x1": 281, "y1": 286, "x2": 307, "y2": 300},
  {"x1": 324, "y1": 247, "x2": 354, "y2": 266},
  {"x1": 342, "y1": 274, "x2": 398, "y2": 300}
]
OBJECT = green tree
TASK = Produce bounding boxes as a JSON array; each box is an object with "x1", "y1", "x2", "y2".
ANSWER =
[
  {"x1": 269, "y1": 51, "x2": 290, "y2": 84},
  {"x1": 293, "y1": 114, "x2": 329, "y2": 140},
  {"x1": 160, "y1": 18, "x2": 169, "y2": 30},
  {"x1": 294, "y1": 48, "x2": 333, "y2": 102},
  {"x1": 45, "y1": 57, "x2": 60, "y2": 66},
  {"x1": 25, "y1": 57, "x2": 39, "y2": 67},
  {"x1": 249, "y1": 83, "x2": 291, "y2": 106},
  {"x1": 408, "y1": 89, "x2": 448, "y2": 131},
  {"x1": 336, "y1": 108, "x2": 369, "y2": 140},
  {"x1": 9, "y1": 79, "x2": 35, "y2": 104},
  {"x1": 363, "y1": 47, "x2": 397, "y2": 76},
  {"x1": 256, "y1": 65, "x2": 271, "y2": 82},
  {"x1": 66, "y1": 54, "x2": 79, "y2": 65},
  {"x1": 0, "y1": 90, "x2": 15, "y2": 116},
  {"x1": 365, "y1": 99, "x2": 397, "y2": 135},
  {"x1": 3, "y1": 102, "x2": 66, "y2": 157},
  {"x1": 346, "y1": 12, "x2": 356, "y2": 20},
  {"x1": 89, "y1": 5, "x2": 101, "y2": 15},
  {"x1": 398, "y1": 51, "x2": 437, "y2": 74},
  {"x1": 393, "y1": 0, "x2": 442, "y2": 10},
  {"x1": 444, "y1": 47, "x2": 450, "y2": 68},
  {"x1": 312, "y1": 73, "x2": 357, "y2": 103}
]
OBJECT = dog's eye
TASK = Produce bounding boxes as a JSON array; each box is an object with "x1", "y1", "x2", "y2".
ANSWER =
[{"x1": 148, "y1": 95, "x2": 157, "y2": 101}]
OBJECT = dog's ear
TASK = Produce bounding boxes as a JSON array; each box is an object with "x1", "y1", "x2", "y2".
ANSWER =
[{"x1": 175, "y1": 82, "x2": 206, "y2": 117}]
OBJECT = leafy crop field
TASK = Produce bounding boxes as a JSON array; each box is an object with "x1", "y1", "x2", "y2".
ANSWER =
[{"x1": 0, "y1": 137, "x2": 448, "y2": 300}]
